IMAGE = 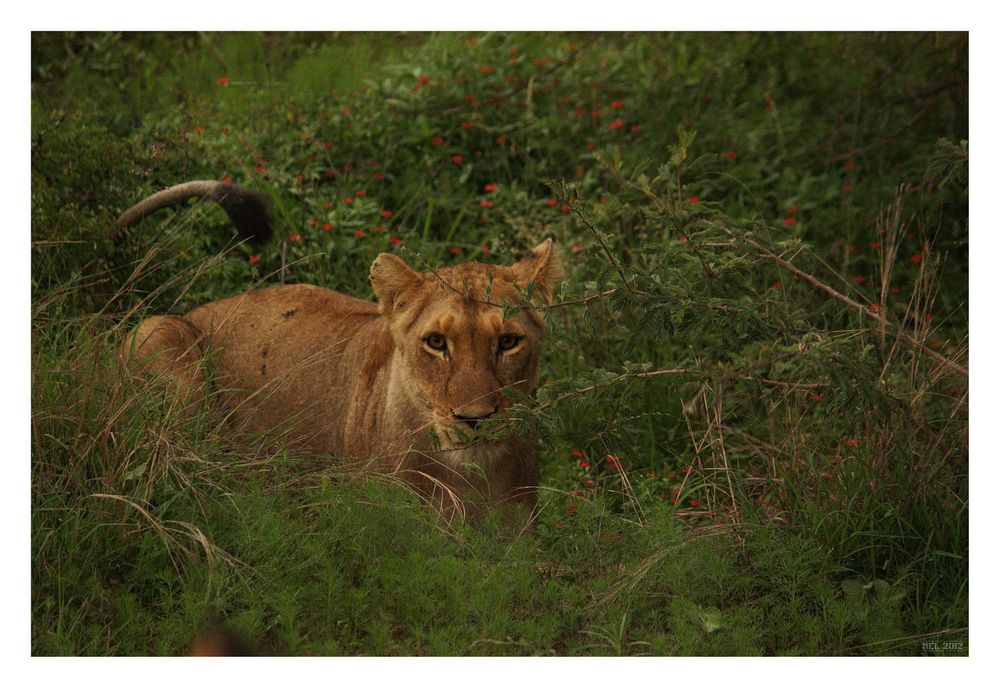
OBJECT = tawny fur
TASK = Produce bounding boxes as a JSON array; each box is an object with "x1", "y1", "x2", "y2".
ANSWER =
[{"x1": 120, "y1": 237, "x2": 562, "y2": 521}]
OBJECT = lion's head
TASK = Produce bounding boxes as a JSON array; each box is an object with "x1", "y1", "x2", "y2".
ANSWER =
[{"x1": 369, "y1": 240, "x2": 562, "y2": 450}]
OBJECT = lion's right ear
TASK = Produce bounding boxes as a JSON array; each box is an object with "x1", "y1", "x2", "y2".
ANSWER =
[{"x1": 370, "y1": 253, "x2": 422, "y2": 313}]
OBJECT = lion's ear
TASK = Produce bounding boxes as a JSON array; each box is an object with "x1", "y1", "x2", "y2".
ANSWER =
[
  {"x1": 511, "y1": 239, "x2": 563, "y2": 304},
  {"x1": 370, "y1": 253, "x2": 422, "y2": 313}
]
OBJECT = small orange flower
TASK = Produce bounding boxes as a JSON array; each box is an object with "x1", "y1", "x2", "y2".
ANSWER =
[
  {"x1": 547, "y1": 198, "x2": 558, "y2": 207},
  {"x1": 605, "y1": 454, "x2": 622, "y2": 469},
  {"x1": 354, "y1": 230, "x2": 366, "y2": 238},
  {"x1": 480, "y1": 200, "x2": 493, "y2": 208},
  {"x1": 388, "y1": 236, "x2": 402, "y2": 245},
  {"x1": 853, "y1": 275, "x2": 866, "y2": 284},
  {"x1": 216, "y1": 76, "x2": 229, "y2": 86},
  {"x1": 380, "y1": 210, "x2": 393, "y2": 218},
  {"x1": 610, "y1": 100, "x2": 624, "y2": 108},
  {"x1": 248, "y1": 255, "x2": 259, "y2": 264},
  {"x1": 484, "y1": 183, "x2": 498, "y2": 192},
  {"x1": 451, "y1": 154, "x2": 463, "y2": 165},
  {"x1": 571, "y1": 242, "x2": 584, "y2": 252},
  {"x1": 910, "y1": 253, "x2": 923, "y2": 264},
  {"x1": 289, "y1": 233, "x2": 301, "y2": 242},
  {"x1": 571, "y1": 450, "x2": 584, "y2": 459},
  {"x1": 687, "y1": 196, "x2": 701, "y2": 205},
  {"x1": 770, "y1": 282, "x2": 783, "y2": 290},
  {"x1": 783, "y1": 217, "x2": 796, "y2": 226},
  {"x1": 608, "y1": 119, "x2": 625, "y2": 130},
  {"x1": 309, "y1": 219, "x2": 318, "y2": 227},
  {"x1": 343, "y1": 197, "x2": 353, "y2": 204},
  {"x1": 449, "y1": 247, "x2": 462, "y2": 255},
  {"x1": 354, "y1": 190, "x2": 366, "y2": 197},
  {"x1": 725, "y1": 150, "x2": 738, "y2": 161},
  {"x1": 323, "y1": 223, "x2": 333, "y2": 231},
  {"x1": 432, "y1": 135, "x2": 444, "y2": 146}
]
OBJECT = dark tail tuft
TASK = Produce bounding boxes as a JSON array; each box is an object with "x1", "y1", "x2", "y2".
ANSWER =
[{"x1": 214, "y1": 184, "x2": 273, "y2": 247}]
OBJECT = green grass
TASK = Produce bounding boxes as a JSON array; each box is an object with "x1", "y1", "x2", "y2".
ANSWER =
[{"x1": 31, "y1": 31, "x2": 968, "y2": 656}]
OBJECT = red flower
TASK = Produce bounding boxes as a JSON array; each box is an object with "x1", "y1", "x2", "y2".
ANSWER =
[
  {"x1": 380, "y1": 210, "x2": 393, "y2": 218},
  {"x1": 605, "y1": 454, "x2": 622, "y2": 469},
  {"x1": 480, "y1": 65, "x2": 494, "y2": 74},
  {"x1": 222, "y1": 175, "x2": 233, "y2": 184},
  {"x1": 842, "y1": 183, "x2": 853, "y2": 193},
  {"x1": 389, "y1": 236, "x2": 402, "y2": 245},
  {"x1": 579, "y1": 460, "x2": 590, "y2": 469},
  {"x1": 868, "y1": 242, "x2": 881, "y2": 250},
  {"x1": 248, "y1": 255, "x2": 259, "y2": 264},
  {"x1": 608, "y1": 119, "x2": 625, "y2": 130},
  {"x1": 484, "y1": 183, "x2": 498, "y2": 192},
  {"x1": 547, "y1": 198, "x2": 558, "y2": 207},
  {"x1": 571, "y1": 450, "x2": 584, "y2": 458},
  {"x1": 770, "y1": 282, "x2": 783, "y2": 290},
  {"x1": 842, "y1": 160, "x2": 856, "y2": 169},
  {"x1": 216, "y1": 76, "x2": 229, "y2": 86},
  {"x1": 449, "y1": 247, "x2": 462, "y2": 255},
  {"x1": 481, "y1": 244, "x2": 491, "y2": 254},
  {"x1": 811, "y1": 393, "x2": 823, "y2": 402},
  {"x1": 254, "y1": 164, "x2": 266, "y2": 174},
  {"x1": 354, "y1": 190, "x2": 366, "y2": 197},
  {"x1": 725, "y1": 150, "x2": 738, "y2": 161},
  {"x1": 688, "y1": 499, "x2": 699, "y2": 508},
  {"x1": 910, "y1": 253, "x2": 923, "y2": 264},
  {"x1": 322, "y1": 141, "x2": 333, "y2": 150},
  {"x1": 343, "y1": 197, "x2": 353, "y2": 204},
  {"x1": 571, "y1": 242, "x2": 584, "y2": 252},
  {"x1": 924, "y1": 313, "x2": 934, "y2": 322},
  {"x1": 559, "y1": 204, "x2": 572, "y2": 214},
  {"x1": 891, "y1": 286, "x2": 901, "y2": 295},
  {"x1": 630, "y1": 124, "x2": 642, "y2": 133},
  {"x1": 432, "y1": 135, "x2": 444, "y2": 146},
  {"x1": 586, "y1": 142, "x2": 596, "y2": 151},
  {"x1": 354, "y1": 230, "x2": 366, "y2": 238},
  {"x1": 869, "y1": 303, "x2": 880, "y2": 312},
  {"x1": 678, "y1": 235, "x2": 688, "y2": 242},
  {"x1": 786, "y1": 206, "x2": 799, "y2": 215},
  {"x1": 372, "y1": 171, "x2": 385, "y2": 181},
  {"x1": 289, "y1": 233, "x2": 301, "y2": 242},
  {"x1": 610, "y1": 100, "x2": 624, "y2": 109},
  {"x1": 853, "y1": 275, "x2": 866, "y2": 284},
  {"x1": 783, "y1": 217, "x2": 796, "y2": 226},
  {"x1": 583, "y1": 479, "x2": 595, "y2": 489},
  {"x1": 480, "y1": 200, "x2": 493, "y2": 208},
  {"x1": 496, "y1": 135, "x2": 507, "y2": 146},
  {"x1": 847, "y1": 245, "x2": 857, "y2": 254},
  {"x1": 461, "y1": 120, "x2": 473, "y2": 129},
  {"x1": 416, "y1": 75, "x2": 430, "y2": 84},
  {"x1": 309, "y1": 219, "x2": 318, "y2": 227},
  {"x1": 323, "y1": 223, "x2": 333, "y2": 231},
  {"x1": 687, "y1": 196, "x2": 701, "y2": 205},
  {"x1": 451, "y1": 154, "x2": 464, "y2": 165},
  {"x1": 192, "y1": 126, "x2": 205, "y2": 134},
  {"x1": 566, "y1": 503, "x2": 577, "y2": 515}
]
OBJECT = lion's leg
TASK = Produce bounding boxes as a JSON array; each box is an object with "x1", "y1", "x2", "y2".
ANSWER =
[{"x1": 119, "y1": 315, "x2": 208, "y2": 410}]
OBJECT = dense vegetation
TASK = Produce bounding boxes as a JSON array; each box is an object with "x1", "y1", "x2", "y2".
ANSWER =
[{"x1": 31, "y1": 31, "x2": 968, "y2": 656}]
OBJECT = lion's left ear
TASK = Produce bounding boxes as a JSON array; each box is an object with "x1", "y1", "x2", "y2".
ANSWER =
[{"x1": 511, "y1": 239, "x2": 563, "y2": 304}]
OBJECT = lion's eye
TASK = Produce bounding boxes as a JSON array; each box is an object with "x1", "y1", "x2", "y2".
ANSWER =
[
  {"x1": 425, "y1": 333, "x2": 448, "y2": 352},
  {"x1": 498, "y1": 334, "x2": 521, "y2": 352}
]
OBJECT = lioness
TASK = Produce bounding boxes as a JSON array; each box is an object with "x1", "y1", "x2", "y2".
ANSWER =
[{"x1": 118, "y1": 181, "x2": 561, "y2": 521}]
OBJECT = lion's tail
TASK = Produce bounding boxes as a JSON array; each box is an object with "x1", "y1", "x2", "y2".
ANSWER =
[{"x1": 116, "y1": 180, "x2": 273, "y2": 246}]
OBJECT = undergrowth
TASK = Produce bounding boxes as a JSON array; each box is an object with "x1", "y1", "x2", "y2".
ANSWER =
[{"x1": 31, "y1": 31, "x2": 968, "y2": 656}]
